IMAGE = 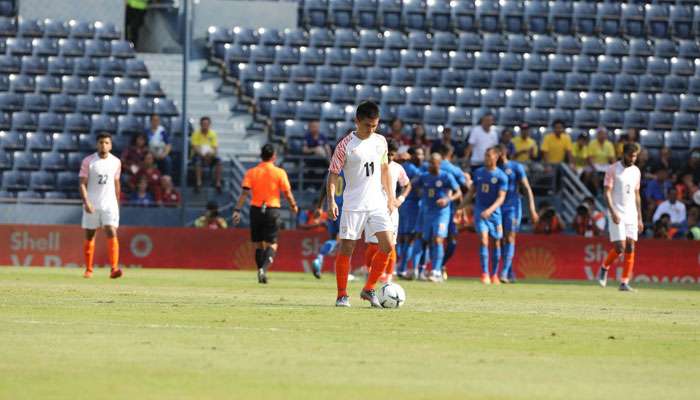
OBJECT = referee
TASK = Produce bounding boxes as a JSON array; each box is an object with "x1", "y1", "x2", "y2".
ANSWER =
[{"x1": 233, "y1": 144, "x2": 299, "y2": 284}]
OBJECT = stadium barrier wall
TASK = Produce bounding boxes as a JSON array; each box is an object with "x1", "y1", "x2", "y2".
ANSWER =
[
  {"x1": 2, "y1": 224, "x2": 699, "y2": 284},
  {"x1": 19, "y1": 0, "x2": 125, "y2": 30}
]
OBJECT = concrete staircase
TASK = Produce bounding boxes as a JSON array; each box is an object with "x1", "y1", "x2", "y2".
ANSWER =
[{"x1": 138, "y1": 53, "x2": 266, "y2": 207}]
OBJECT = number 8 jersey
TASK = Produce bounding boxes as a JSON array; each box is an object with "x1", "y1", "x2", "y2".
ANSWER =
[
  {"x1": 79, "y1": 153, "x2": 121, "y2": 210},
  {"x1": 329, "y1": 132, "x2": 388, "y2": 212}
]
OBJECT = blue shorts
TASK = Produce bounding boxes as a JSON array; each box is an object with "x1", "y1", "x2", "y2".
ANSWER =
[
  {"x1": 502, "y1": 203, "x2": 522, "y2": 234},
  {"x1": 474, "y1": 207, "x2": 503, "y2": 240},
  {"x1": 422, "y1": 208, "x2": 451, "y2": 239},
  {"x1": 327, "y1": 211, "x2": 341, "y2": 237},
  {"x1": 398, "y1": 200, "x2": 420, "y2": 235}
]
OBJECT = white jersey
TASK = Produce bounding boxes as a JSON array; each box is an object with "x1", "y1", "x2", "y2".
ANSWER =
[
  {"x1": 604, "y1": 161, "x2": 640, "y2": 224},
  {"x1": 79, "y1": 152, "x2": 121, "y2": 210},
  {"x1": 329, "y1": 132, "x2": 388, "y2": 212},
  {"x1": 389, "y1": 160, "x2": 409, "y2": 195}
]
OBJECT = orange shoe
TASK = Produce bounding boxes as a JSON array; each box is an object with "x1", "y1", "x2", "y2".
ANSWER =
[
  {"x1": 480, "y1": 273, "x2": 491, "y2": 285},
  {"x1": 83, "y1": 270, "x2": 92, "y2": 279},
  {"x1": 491, "y1": 275, "x2": 501, "y2": 285},
  {"x1": 110, "y1": 269, "x2": 123, "y2": 279}
]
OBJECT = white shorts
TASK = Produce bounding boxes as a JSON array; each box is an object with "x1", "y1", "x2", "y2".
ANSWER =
[
  {"x1": 82, "y1": 208, "x2": 120, "y2": 230},
  {"x1": 339, "y1": 208, "x2": 392, "y2": 241},
  {"x1": 608, "y1": 217, "x2": 638, "y2": 242},
  {"x1": 365, "y1": 209, "x2": 399, "y2": 244}
]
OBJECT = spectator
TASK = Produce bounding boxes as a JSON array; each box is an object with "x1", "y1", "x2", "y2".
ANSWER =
[
  {"x1": 685, "y1": 206, "x2": 700, "y2": 240},
  {"x1": 587, "y1": 127, "x2": 616, "y2": 173},
  {"x1": 466, "y1": 112, "x2": 499, "y2": 169},
  {"x1": 129, "y1": 176, "x2": 154, "y2": 207},
  {"x1": 156, "y1": 175, "x2": 180, "y2": 207},
  {"x1": 636, "y1": 147, "x2": 654, "y2": 179},
  {"x1": 194, "y1": 201, "x2": 228, "y2": 229},
  {"x1": 303, "y1": 120, "x2": 332, "y2": 158},
  {"x1": 125, "y1": 0, "x2": 147, "y2": 46},
  {"x1": 571, "y1": 132, "x2": 590, "y2": 175},
  {"x1": 297, "y1": 207, "x2": 327, "y2": 232},
  {"x1": 387, "y1": 118, "x2": 411, "y2": 146},
  {"x1": 678, "y1": 149, "x2": 700, "y2": 185},
  {"x1": 121, "y1": 132, "x2": 149, "y2": 179},
  {"x1": 534, "y1": 201, "x2": 563, "y2": 234},
  {"x1": 653, "y1": 213, "x2": 672, "y2": 239},
  {"x1": 540, "y1": 120, "x2": 573, "y2": 165},
  {"x1": 512, "y1": 123, "x2": 538, "y2": 163},
  {"x1": 145, "y1": 114, "x2": 173, "y2": 176},
  {"x1": 651, "y1": 146, "x2": 673, "y2": 175},
  {"x1": 615, "y1": 128, "x2": 639, "y2": 158},
  {"x1": 583, "y1": 196, "x2": 606, "y2": 232},
  {"x1": 499, "y1": 128, "x2": 516, "y2": 158},
  {"x1": 676, "y1": 172, "x2": 698, "y2": 205},
  {"x1": 431, "y1": 127, "x2": 462, "y2": 157},
  {"x1": 572, "y1": 203, "x2": 602, "y2": 237},
  {"x1": 653, "y1": 187, "x2": 687, "y2": 227},
  {"x1": 135, "y1": 152, "x2": 161, "y2": 193},
  {"x1": 645, "y1": 167, "x2": 672, "y2": 220},
  {"x1": 190, "y1": 116, "x2": 223, "y2": 193},
  {"x1": 410, "y1": 123, "x2": 431, "y2": 154}
]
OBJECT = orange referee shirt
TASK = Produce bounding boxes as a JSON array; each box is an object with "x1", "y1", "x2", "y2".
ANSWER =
[{"x1": 242, "y1": 161, "x2": 291, "y2": 208}]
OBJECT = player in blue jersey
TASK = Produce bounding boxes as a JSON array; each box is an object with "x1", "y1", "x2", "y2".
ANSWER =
[
  {"x1": 310, "y1": 171, "x2": 345, "y2": 279},
  {"x1": 396, "y1": 146, "x2": 426, "y2": 279},
  {"x1": 497, "y1": 144, "x2": 539, "y2": 283},
  {"x1": 466, "y1": 146, "x2": 508, "y2": 285},
  {"x1": 414, "y1": 153, "x2": 461, "y2": 282},
  {"x1": 437, "y1": 143, "x2": 469, "y2": 280}
]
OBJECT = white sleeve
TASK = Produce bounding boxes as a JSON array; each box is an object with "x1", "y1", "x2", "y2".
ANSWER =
[{"x1": 652, "y1": 202, "x2": 667, "y2": 223}]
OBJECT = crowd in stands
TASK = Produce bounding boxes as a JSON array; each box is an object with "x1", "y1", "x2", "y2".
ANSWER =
[
  {"x1": 291, "y1": 113, "x2": 700, "y2": 241},
  {"x1": 119, "y1": 114, "x2": 180, "y2": 207}
]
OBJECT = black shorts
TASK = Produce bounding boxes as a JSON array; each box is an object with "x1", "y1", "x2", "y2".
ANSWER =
[{"x1": 250, "y1": 206, "x2": 280, "y2": 243}]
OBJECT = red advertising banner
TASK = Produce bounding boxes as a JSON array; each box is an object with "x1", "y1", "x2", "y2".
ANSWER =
[{"x1": 1, "y1": 224, "x2": 699, "y2": 284}]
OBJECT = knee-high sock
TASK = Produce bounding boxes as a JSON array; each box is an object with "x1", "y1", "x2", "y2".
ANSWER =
[
  {"x1": 603, "y1": 248, "x2": 621, "y2": 269},
  {"x1": 421, "y1": 244, "x2": 430, "y2": 270},
  {"x1": 107, "y1": 237, "x2": 119, "y2": 271},
  {"x1": 411, "y1": 238, "x2": 424, "y2": 272},
  {"x1": 398, "y1": 240, "x2": 413, "y2": 274},
  {"x1": 502, "y1": 242, "x2": 515, "y2": 278},
  {"x1": 622, "y1": 251, "x2": 635, "y2": 284},
  {"x1": 443, "y1": 238, "x2": 457, "y2": 266},
  {"x1": 319, "y1": 240, "x2": 336, "y2": 256},
  {"x1": 479, "y1": 245, "x2": 489, "y2": 275},
  {"x1": 364, "y1": 250, "x2": 391, "y2": 291},
  {"x1": 431, "y1": 242, "x2": 445, "y2": 273},
  {"x1": 335, "y1": 254, "x2": 350, "y2": 298},
  {"x1": 364, "y1": 243, "x2": 379, "y2": 269},
  {"x1": 384, "y1": 248, "x2": 397, "y2": 275},
  {"x1": 255, "y1": 249, "x2": 264, "y2": 269},
  {"x1": 83, "y1": 239, "x2": 95, "y2": 272},
  {"x1": 396, "y1": 241, "x2": 405, "y2": 260},
  {"x1": 262, "y1": 247, "x2": 276, "y2": 271},
  {"x1": 491, "y1": 246, "x2": 501, "y2": 277}
]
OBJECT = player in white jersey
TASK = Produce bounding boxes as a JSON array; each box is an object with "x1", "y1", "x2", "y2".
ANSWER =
[
  {"x1": 363, "y1": 139, "x2": 412, "y2": 283},
  {"x1": 597, "y1": 143, "x2": 642, "y2": 291},
  {"x1": 78, "y1": 133, "x2": 123, "y2": 279},
  {"x1": 327, "y1": 101, "x2": 396, "y2": 308}
]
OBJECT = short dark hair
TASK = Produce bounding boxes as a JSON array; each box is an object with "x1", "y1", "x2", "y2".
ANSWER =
[
  {"x1": 553, "y1": 119, "x2": 565, "y2": 127},
  {"x1": 355, "y1": 100, "x2": 380, "y2": 120},
  {"x1": 200, "y1": 116, "x2": 211, "y2": 123},
  {"x1": 96, "y1": 132, "x2": 112, "y2": 142},
  {"x1": 261, "y1": 143, "x2": 275, "y2": 161},
  {"x1": 623, "y1": 143, "x2": 640, "y2": 155},
  {"x1": 387, "y1": 139, "x2": 399, "y2": 153},
  {"x1": 438, "y1": 143, "x2": 454, "y2": 156}
]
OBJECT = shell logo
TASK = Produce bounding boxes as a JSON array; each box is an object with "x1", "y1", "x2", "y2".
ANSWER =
[
  {"x1": 233, "y1": 241, "x2": 256, "y2": 270},
  {"x1": 516, "y1": 247, "x2": 556, "y2": 279}
]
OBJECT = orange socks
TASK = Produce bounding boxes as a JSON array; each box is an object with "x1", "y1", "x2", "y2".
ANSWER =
[
  {"x1": 107, "y1": 237, "x2": 119, "y2": 271},
  {"x1": 384, "y1": 248, "x2": 397, "y2": 276},
  {"x1": 335, "y1": 254, "x2": 351, "y2": 298},
  {"x1": 602, "y1": 248, "x2": 621, "y2": 269},
  {"x1": 83, "y1": 239, "x2": 95, "y2": 272},
  {"x1": 364, "y1": 243, "x2": 379, "y2": 270},
  {"x1": 364, "y1": 249, "x2": 391, "y2": 291},
  {"x1": 622, "y1": 251, "x2": 635, "y2": 284}
]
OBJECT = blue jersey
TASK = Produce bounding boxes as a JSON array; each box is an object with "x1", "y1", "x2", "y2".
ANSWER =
[
  {"x1": 403, "y1": 162, "x2": 424, "y2": 202},
  {"x1": 499, "y1": 160, "x2": 526, "y2": 208},
  {"x1": 473, "y1": 167, "x2": 508, "y2": 210},
  {"x1": 441, "y1": 160, "x2": 467, "y2": 187},
  {"x1": 416, "y1": 170, "x2": 459, "y2": 214}
]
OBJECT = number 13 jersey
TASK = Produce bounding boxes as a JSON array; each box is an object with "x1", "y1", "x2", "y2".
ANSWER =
[
  {"x1": 79, "y1": 153, "x2": 121, "y2": 211},
  {"x1": 329, "y1": 132, "x2": 388, "y2": 212}
]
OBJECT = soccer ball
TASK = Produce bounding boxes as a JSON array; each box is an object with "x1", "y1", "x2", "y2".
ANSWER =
[{"x1": 378, "y1": 283, "x2": 406, "y2": 308}]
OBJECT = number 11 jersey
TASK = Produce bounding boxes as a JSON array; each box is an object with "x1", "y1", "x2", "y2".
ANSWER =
[{"x1": 329, "y1": 132, "x2": 388, "y2": 212}]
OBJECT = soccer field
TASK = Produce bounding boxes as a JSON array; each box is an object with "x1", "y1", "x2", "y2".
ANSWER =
[{"x1": 0, "y1": 267, "x2": 698, "y2": 400}]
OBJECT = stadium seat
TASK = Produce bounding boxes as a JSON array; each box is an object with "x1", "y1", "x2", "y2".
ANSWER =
[
  {"x1": 356, "y1": 84, "x2": 381, "y2": 102},
  {"x1": 10, "y1": 74, "x2": 35, "y2": 93},
  {"x1": 550, "y1": 1, "x2": 574, "y2": 35},
  {"x1": 330, "y1": 0, "x2": 354, "y2": 28},
  {"x1": 573, "y1": 2, "x2": 596, "y2": 35},
  {"x1": 37, "y1": 112, "x2": 64, "y2": 132},
  {"x1": 95, "y1": 22, "x2": 120, "y2": 40},
  {"x1": 525, "y1": 0, "x2": 549, "y2": 34},
  {"x1": 339, "y1": 65, "x2": 364, "y2": 84},
  {"x1": 49, "y1": 94, "x2": 76, "y2": 113},
  {"x1": 678, "y1": 40, "x2": 700, "y2": 59},
  {"x1": 309, "y1": 28, "x2": 334, "y2": 48},
  {"x1": 605, "y1": 38, "x2": 628, "y2": 57},
  {"x1": 383, "y1": 30, "x2": 407, "y2": 50},
  {"x1": 12, "y1": 111, "x2": 38, "y2": 131},
  {"x1": 672, "y1": 113, "x2": 697, "y2": 131},
  {"x1": 598, "y1": 2, "x2": 622, "y2": 37},
  {"x1": 532, "y1": 90, "x2": 556, "y2": 109},
  {"x1": 475, "y1": 51, "x2": 500, "y2": 70},
  {"x1": 482, "y1": 33, "x2": 507, "y2": 52},
  {"x1": 376, "y1": 49, "x2": 400, "y2": 68},
  {"x1": 304, "y1": 0, "x2": 329, "y2": 27},
  {"x1": 154, "y1": 98, "x2": 178, "y2": 117},
  {"x1": 648, "y1": 111, "x2": 673, "y2": 130},
  {"x1": 326, "y1": 48, "x2": 351, "y2": 66},
  {"x1": 599, "y1": 110, "x2": 624, "y2": 129},
  {"x1": 556, "y1": 91, "x2": 580, "y2": 110},
  {"x1": 380, "y1": 85, "x2": 404, "y2": 105},
  {"x1": 427, "y1": 0, "x2": 452, "y2": 32},
  {"x1": 417, "y1": 68, "x2": 440, "y2": 87},
  {"x1": 477, "y1": 0, "x2": 500, "y2": 33},
  {"x1": 664, "y1": 75, "x2": 688, "y2": 95},
  {"x1": 295, "y1": 101, "x2": 322, "y2": 121},
  {"x1": 0, "y1": 148, "x2": 10, "y2": 170},
  {"x1": 65, "y1": 113, "x2": 90, "y2": 133},
  {"x1": 24, "y1": 94, "x2": 49, "y2": 113},
  {"x1": 289, "y1": 64, "x2": 316, "y2": 83},
  {"x1": 90, "y1": 114, "x2": 117, "y2": 134},
  {"x1": 0, "y1": 130, "x2": 24, "y2": 150},
  {"x1": 403, "y1": 0, "x2": 428, "y2": 31},
  {"x1": 524, "y1": 108, "x2": 549, "y2": 126},
  {"x1": 305, "y1": 83, "x2": 331, "y2": 103},
  {"x1": 491, "y1": 70, "x2": 515, "y2": 89},
  {"x1": 85, "y1": 39, "x2": 111, "y2": 58},
  {"x1": 502, "y1": 0, "x2": 525, "y2": 34},
  {"x1": 622, "y1": 4, "x2": 645, "y2": 38},
  {"x1": 334, "y1": 28, "x2": 359, "y2": 48},
  {"x1": 391, "y1": 67, "x2": 416, "y2": 86},
  {"x1": 646, "y1": 4, "x2": 670, "y2": 39},
  {"x1": 2, "y1": 170, "x2": 29, "y2": 190},
  {"x1": 250, "y1": 45, "x2": 276, "y2": 65},
  {"x1": 541, "y1": 72, "x2": 565, "y2": 91},
  {"x1": 44, "y1": 191, "x2": 67, "y2": 200},
  {"x1": 56, "y1": 171, "x2": 78, "y2": 191},
  {"x1": 315, "y1": 65, "x2": 340, "y2": 84},
  {"x1": 354, "y1": 0, "x2": 380, "y2": 29},
  {"x1": 29, "y1": 171, "x2": 56, "y2": 191},
  {"x1": 515, "y1": 70, "x2": 540, "y2": 90},
  {"x1": 573, "y1": 109, "x2": 599, "y2": 129},
  {"x1": 500, "y1": 53, "x2": 523, "y2": 71},
  {"x1": 13, "y1": 150, "x2": 40, "y2": 170},
  {"x1": 680, "y1": 94, "x2": 700, "y2": 112},
  {"x1": 590, "y1": 73, "x2": 614, "y2": 92},
  {"x1": 350, "y1": 48, "x2": 374, "y2": 67},
  {"x1": 320, "y1": 102, "x2": 346, "y2": 121},
  {"x1": 671, "y1": 58, "x2": 694, "y2": 77},
  {"x1": 525, "y1": 53, "x2": 548, "y2": 72},
  {"x1": 598, "y1": 56, "x2": 621, "y2": 75},
  {"x1": 359, "y1": 29, "x2": 384, "y2": 49},
  {"x1": 582, "y1": 92, "x2": 605, "y2": 110},
  {"x1": 447, "y1": 106, "x2": 472, "y2": 127},
  {"x1": 0, "y1": 93, "x2": 23, "y2": 112},
  {"x1": 379, "y1": 0, "x2": 403, "y2": 30},
  {"x1": 365, "y1": 66, "x2": 390, "y2": 85},
  {"x1": 456, "y1": 88, "x2": 481, "y2": 107},
  {"x1": 48, "y1": 56, "x2": 74, "y2": 75},
  {"x1": 508, "y1": 34, "x2": 531, "y2": 54},
  {"x1": 45, "y1": 20, "x2": 70, "y2": 38},
  {"x1": 505, "y1": 89, "x2": 530, "y2": 108},
  {"x1": 75, "y1": 57, "x2": 99, "y2": 76},
  {"x1": 433, "y1": 32, "x2": 458, "y2": 52},
  {"x1": 549, "y1": 54, "x2": 572, "y2": 73},
  {"x1": 452, "y1": 0, "x2": 476, "y2": 32},
  {"x1": 654, "y1": 39, "x2": 677, "y2": 59},
  {"x1": 233, "y1": 27, "x2": 260, "y2": 46},
  {"x1": 556, "y1": 35, "x2": 580, "y2": 56},
  {"x1": 51, "y1": 132, "x2": 78, "y2": 152},
  {"x1": 330, "y1": 83, "x2": 356, "y2": 104}
]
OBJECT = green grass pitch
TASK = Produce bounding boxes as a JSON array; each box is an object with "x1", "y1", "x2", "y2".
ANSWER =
[{"x1": 1, "y1": 267, "x2": 699, "y2": 400}]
